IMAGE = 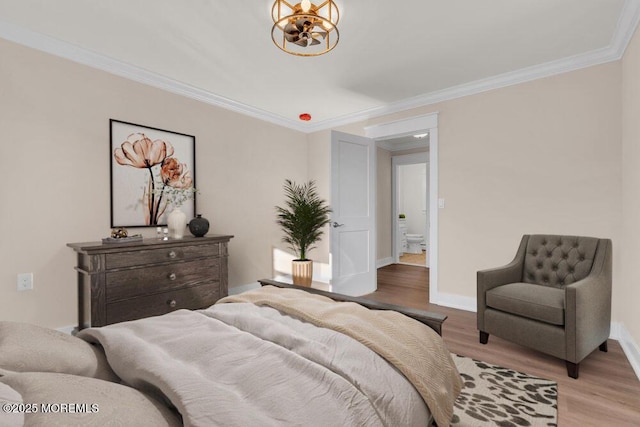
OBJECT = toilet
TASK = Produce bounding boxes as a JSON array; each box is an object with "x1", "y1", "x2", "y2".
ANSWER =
[{"x1": 406, "y1": 234, "x2": 424, "y2": 254}]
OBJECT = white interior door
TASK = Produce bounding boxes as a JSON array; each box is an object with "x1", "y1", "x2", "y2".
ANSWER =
[{"x1": 330, "y1": 131, "x2": 376, "y2": 296}]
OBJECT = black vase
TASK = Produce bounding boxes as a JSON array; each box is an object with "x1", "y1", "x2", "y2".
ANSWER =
[{"x1": 188, "y1": 214, "x2": 210, "y2": 237}]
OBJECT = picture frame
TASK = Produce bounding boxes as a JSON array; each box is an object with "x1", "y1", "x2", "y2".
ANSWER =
[{"x1": 110, "y1": 119, "x2": 196, "y2": 228}]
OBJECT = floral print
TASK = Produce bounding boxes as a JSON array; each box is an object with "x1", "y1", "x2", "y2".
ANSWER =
[
  {"x1": 114, "y1": 133, "x2": 174, "y2": 169},
  {"x1": 114, "y1": 132, "x2": 194, "y2": 225},
  {"x1": 161, "y1": 158, "x2": 193, "y2": 189}
]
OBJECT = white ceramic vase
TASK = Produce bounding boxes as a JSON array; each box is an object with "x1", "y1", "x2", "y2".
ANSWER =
[{"x1": 167, "y1": 207, "x2": 187, "y2": 239}]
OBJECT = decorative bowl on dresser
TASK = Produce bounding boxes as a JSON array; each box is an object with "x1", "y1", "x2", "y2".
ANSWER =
[{"x1": 67, "y1": 234, "x2": 233, "y2": 331}]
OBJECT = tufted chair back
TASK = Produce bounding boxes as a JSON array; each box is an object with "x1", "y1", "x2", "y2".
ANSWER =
[{"x1": 522, "y1": 235, "x2": 599, "y2": 288}]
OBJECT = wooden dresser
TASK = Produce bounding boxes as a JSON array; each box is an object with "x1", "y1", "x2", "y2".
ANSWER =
[{"x1": 67, "y1": 234, "x2": 233, "y2": 330}]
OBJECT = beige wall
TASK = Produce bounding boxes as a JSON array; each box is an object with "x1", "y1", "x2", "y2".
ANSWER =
[
  {"x1": 310, "y1": 62, "x2": 623, "y2": 321},
  {"x1": 2, "y1": 34, "x2": 632, "y2": 346},
  {"x1": 621, "y1": 26, "x2": 640, "y2": 348},
  {"x1": 376, "y1": 147, "x2": 393, "y2": 261},
  {"x1": 0, "y1": 39, "x2": 307, "y2": 328}
]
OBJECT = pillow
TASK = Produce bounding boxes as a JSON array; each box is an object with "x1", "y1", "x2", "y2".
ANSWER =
[
  {"x1": 0, "y1": 372, "x2": 181, "y2": 427},
  {"x1": 0, "y1": 381, "x2": 24, "y2": 426},
  {"x1": 0, "y1": 321, "x2": 118, "y2": 381}
]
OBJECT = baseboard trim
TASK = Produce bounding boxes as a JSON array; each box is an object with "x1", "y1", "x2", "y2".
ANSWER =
[
  {"x1": 376, "y1": 257, "x2": 394, "y2": 268},
  {"x1": 612, "y1": 322, "x2": 640, "y2": 381},
  {"x1": 431, "y1": 292, "x2": 477, "y2": 312}
]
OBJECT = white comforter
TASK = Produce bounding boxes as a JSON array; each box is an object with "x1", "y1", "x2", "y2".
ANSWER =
[{"x1": 79, "y1": 303, "x2": 432, "y2": 427}]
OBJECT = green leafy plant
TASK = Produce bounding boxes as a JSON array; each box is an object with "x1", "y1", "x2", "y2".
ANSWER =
[{"x1": 276, "y1": 179, "x2": 331, "y2": 261}]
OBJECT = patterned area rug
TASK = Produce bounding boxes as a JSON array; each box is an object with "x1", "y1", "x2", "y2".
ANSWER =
[{"x1": 449, "y1": 354, "x2": 557, "y2": 427}]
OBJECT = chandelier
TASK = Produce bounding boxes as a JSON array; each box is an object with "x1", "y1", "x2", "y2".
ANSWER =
[{"x1": 271, "y1": 0, "x2": 340, "y2": 57}]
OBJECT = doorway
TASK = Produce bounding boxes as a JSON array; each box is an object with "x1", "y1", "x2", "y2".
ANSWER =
[
  {"x1": 364, "y1": 112, "x2": 439, "y2": 303},
  {"x1": 394, "y1": 155, "x2": 429, "y2": 267}
]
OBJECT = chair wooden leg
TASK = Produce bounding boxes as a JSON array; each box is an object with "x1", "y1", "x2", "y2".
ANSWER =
[
  {"x1": 566, "y1": 361, "x2": 579, "y2": 379},
  {"x1": 599, "y1": 340, "x2": 608, "y2": 352},
  {"x1": 479, "y1": 331, "x2": 489, "y2": 344}
]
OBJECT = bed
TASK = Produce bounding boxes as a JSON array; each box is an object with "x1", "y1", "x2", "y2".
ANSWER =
[{"x1": 0, "y1": 280, "x2": 462, "y2": 427}]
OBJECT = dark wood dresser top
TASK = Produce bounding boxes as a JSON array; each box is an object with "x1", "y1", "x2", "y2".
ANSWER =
[{"x1": 67, "y1": 234, "x2": 234, "y2": 253}]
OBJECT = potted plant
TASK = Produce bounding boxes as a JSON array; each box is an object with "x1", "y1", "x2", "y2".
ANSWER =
[{"x1": 275, "y1": 179, "x2": 331, "y2": 286}]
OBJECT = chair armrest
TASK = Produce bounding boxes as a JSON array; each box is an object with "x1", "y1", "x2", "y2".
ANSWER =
[
  {"x1": 564, "y1": 239, "x2": 612, "y2": 362},
  {"x1": 477, "y1": 261, "x2": 523, "y2": 292},
  {"x1": 477, "y1": 235, "x2": 528, "y2": 331},
  {"x1": 477, "y1": 261, "x2": 523, "y2": 331}
]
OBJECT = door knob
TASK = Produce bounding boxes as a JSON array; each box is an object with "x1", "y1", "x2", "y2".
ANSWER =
[{"x1": 332, "y1": 222, "x2": 344, "y2": 228}]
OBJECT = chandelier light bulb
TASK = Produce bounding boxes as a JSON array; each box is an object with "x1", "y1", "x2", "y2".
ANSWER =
[{"x1": 301, "y1": 0, "x2": 312, "y2": 12}]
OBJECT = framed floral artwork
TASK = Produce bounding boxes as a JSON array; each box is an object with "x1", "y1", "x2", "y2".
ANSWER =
[{"x1": 110, "y1": 119, "x2": 196, "y2": 227}]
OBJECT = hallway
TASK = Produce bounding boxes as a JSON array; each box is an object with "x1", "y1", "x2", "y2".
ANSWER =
[
  {"x1": 398, "y1": 251, "x2": 426, "y2": 265},
  {"x1": 365, "y1": 263, "x2": 428, "y2": 309}
]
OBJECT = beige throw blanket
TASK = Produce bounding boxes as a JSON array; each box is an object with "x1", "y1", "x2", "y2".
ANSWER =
[{"x1": 218, "y1": 286, "x2": 463, "y2": 427}]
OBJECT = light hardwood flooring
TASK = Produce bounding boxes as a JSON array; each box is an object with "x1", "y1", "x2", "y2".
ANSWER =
[
  {"x1": 399, "y1": 251, "x2": 426, "y2": 265},
  {"x1": 364, "y1": 264, "x2": 640, "y2": 426}
]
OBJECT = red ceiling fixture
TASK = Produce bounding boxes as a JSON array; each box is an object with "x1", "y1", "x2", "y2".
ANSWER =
[{"x1": 299, "y1": 113, "x2": 312, "y2": 121}]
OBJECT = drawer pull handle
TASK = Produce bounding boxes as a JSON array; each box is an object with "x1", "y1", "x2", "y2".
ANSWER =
[
  {"x1": 168, "y1": 273, "x2": 177, "y2": 281},
  {"x1": 167, "y1": 299, "x2": 177, "y2": 308},
  {"x1": 168, "y1": 251, "x2": 177, "y2": 259}
]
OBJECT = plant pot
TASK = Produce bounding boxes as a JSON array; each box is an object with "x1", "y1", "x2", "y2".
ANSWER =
[{"x1": 292, "y1": 260, "x2": 313, "y2": 287}]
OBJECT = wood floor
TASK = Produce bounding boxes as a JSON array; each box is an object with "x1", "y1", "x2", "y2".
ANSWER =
[
  {"x1": 399, "y1": 251, "x2": 426, "y2": 265},
  {"x1": 364, "y1": 264, "x2": 640, "y2": 426}
]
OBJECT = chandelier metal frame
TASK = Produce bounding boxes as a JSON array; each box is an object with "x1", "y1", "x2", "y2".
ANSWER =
[{"x1": 271, "y1": 0, "x2": 340, "y2": 57}]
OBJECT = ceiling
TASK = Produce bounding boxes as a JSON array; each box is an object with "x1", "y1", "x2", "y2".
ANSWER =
[
  {"x1": 1, "y1": 0, "x2": 638, "y2": 132},
  {"x1": 378, "y1": 134, "x2": 430, "y2": 152}
]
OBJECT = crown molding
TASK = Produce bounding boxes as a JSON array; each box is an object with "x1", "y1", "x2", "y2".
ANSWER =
[
  {"x1": 2, "y1": 0, "x2": 639, "y2": 135},
  {"x1": 0, "y1": 20, "x2": 308, "y2": 133},
  {"x1": 304, "y1": 0, "x2": 640, "y2": 133},
  {"x1": 612, "y1": 0, "x2": 640, "y2": 58}
]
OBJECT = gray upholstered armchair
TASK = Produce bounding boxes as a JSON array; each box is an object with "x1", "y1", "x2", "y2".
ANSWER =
[{"x1": 477, "y1": 234, "x2": 612, "y2": 379}]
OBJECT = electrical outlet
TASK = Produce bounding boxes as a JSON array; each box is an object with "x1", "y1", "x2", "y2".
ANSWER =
[{"x1": 17, "y1": 273, "x2": 33, "y2": 291}]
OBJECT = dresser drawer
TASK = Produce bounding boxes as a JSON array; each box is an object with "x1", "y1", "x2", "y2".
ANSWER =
[
  {"x1": 106, "y1": 243, "x2": 220, "y2": 269},
  {"x1": 106, "y1": 258, "x2": 219, "y2": 302},
  {"x1": 106, "y1": 283, "x2": 220, "y2": 325},
  {"x1": 68, "y1": 234, "x2": 232, "y2": 330}
]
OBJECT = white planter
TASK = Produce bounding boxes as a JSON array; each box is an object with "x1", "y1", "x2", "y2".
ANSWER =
[{"x1": 167, "y1": 208, "x2": 187, "y2": 239}]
